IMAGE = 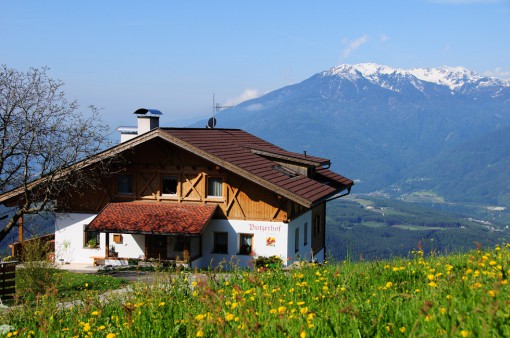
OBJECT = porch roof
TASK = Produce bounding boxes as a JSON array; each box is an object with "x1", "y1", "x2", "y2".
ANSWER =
[{"x1": 87, "y1": 202, "x2": 217, "y2": 235}]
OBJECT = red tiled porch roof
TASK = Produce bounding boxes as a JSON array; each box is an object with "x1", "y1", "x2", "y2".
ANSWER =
[{"x1": 87, "y1": 202, "x2": 217, "y2": 235}]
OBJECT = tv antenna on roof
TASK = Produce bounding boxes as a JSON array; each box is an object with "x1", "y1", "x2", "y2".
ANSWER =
[{"x1": 206, "y1": 93, "x2": 234, "y2": 128}]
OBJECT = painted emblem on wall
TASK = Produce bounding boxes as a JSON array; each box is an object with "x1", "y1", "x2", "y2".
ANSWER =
[{"x1": 266, "y1": 237, "x2": 276, "y2": 247}]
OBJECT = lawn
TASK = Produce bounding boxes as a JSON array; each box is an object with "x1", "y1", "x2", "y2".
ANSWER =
[{"x1": 1, "y1": 244, "x2": 509, "y2": 337}]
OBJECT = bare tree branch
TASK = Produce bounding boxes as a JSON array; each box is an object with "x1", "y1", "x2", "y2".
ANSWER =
[{"x1": 0, "y1": 65, "x2": 116, "y2": 243}]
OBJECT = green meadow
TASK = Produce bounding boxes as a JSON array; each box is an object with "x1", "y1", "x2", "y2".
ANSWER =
[{"x1": 1, "y1": 244, "x2": 509, "y2": 337}]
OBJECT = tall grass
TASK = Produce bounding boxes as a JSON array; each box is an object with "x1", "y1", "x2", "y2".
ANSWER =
[{"x1": 1, "y1": 244, "x2": 509, "y2": 337}]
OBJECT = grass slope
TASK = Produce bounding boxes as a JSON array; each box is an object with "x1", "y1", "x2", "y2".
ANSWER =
[{"x1": 1, "y1": 245, "x2": 509, "y2": 337}]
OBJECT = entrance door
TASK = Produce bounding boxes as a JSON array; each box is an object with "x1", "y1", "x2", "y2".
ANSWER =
[{"x1": 146, "y1": 235, "x2": 168, "y2": 259}]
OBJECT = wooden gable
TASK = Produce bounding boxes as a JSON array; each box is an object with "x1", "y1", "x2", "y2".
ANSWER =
[{"x1": 64, "y1": 137, "x2": 301, "y2": 222}]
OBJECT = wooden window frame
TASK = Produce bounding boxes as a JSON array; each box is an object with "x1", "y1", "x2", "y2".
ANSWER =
[{"x1": 113, "y1": 234, "x2": 123, "y2": 244}]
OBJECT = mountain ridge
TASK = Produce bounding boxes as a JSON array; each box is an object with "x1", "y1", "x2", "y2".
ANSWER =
[
  {"x1": 323, "y1": 63, "x2": 510, "y2": 92},
  {"x1": 194, "y1": 63, "x2": 510, "y2": 218}
]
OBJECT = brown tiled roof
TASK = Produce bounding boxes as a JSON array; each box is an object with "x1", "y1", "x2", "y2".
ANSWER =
[
  {"x1": 0, "y1": 127, "x2": 353, "y2": 208},
  {"x1": 87, "y1": 202, "x2": 217, "y2": 235},
  {"x1": 160, "y1": 128, "x2": 353, "y2": 206}
]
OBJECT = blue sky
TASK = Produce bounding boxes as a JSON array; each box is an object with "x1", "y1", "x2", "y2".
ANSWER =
[{"x1": 1, "y1": 0, "x2": 509, "y2": 130}]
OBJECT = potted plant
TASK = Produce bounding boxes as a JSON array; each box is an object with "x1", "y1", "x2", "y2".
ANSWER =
[{"x1": 87, "y1": 238, "x2": 97, "y2": 248}]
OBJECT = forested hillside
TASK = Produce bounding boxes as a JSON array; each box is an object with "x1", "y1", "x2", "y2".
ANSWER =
[{"x1": 326, "y1": 196, "x2": 510, "y2": 261}]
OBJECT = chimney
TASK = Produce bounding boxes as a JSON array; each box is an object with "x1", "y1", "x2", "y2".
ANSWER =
[
  {"x1": 134, "y1": 108, "x2": 162, "y2": 134},
  {"x1": 117, "y1": 108, "x2": 163, "y2": 143}
]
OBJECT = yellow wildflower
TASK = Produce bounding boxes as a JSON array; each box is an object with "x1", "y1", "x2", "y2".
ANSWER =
[
  {"x1": 91, "y1": 311, "x2": 99, "y2": 316},
  {"x1": 225, "y1": 313, "x2": 234, "y2": 321},
  {"x1": 196, "y1": 330, "x2": 204, "y2": 337},
  {"x1": 278, "y1": 306, "x2": 287, "y2": 314},
  {"x1": 461, "y1": 330, "x2": 470, "y2": 337},
  {"x1": 400, "y1": 327, "x2": 406, "y2": 333},
  {"x1": 106, "y1": 334, "x2": 116, "y2": 338}
]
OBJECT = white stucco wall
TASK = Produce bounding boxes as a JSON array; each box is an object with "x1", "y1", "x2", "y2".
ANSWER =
[
  {"x1": 108, "y1": 233, "x2": 145, "y2": 260},
  {"x1": 199, "y1": 219, "x2": 288, "y2": 269},
  {"x1": 286, "y1": 211, "x2": 313, "y2": 265},
  {"x1": 55, "y1": 213, "x2": 145, "y2": 264},
  {"x1": 54, "y1": 213, "x2": 101, "y2": 264},
  {"x1": 55, "y1": 212, "x2": 312, "y2": 268}
]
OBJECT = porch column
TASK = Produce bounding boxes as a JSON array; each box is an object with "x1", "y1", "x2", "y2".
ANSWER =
[
  {"x1": 105, "y1": 232, "x2": 110, "y2": 257},
  {"x1": 18, "y1": 216, "x2": 23, "y2": 243}
]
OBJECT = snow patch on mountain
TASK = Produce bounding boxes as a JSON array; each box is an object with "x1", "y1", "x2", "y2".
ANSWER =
[{"x1": 323, "y1": 63, "x2": 510, "y2": 92}]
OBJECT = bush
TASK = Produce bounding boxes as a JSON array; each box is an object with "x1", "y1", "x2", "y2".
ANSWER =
[
  {"x1": 16, "y1": 238, "x2": 58, "y2": 300},
  {"x1": 253, "y1": 255, "x2": 283, "y2": 269}
]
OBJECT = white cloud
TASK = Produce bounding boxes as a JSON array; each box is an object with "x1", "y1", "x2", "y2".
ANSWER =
[
  {"x1": 224, "y1": 88, "x2": 262, "y2": 106},
  {"x1": 380, "y1": 34, "x2": 391, "y2": 42},
  {"x1": 482, "y1": 67, "x2": 510, "y2": 80},
  {"x1": 245, "y1": 103, "x2": 264, "y2": 111},
  {"x1": 341, "y1": 35, "x2": 370, "y2": 60}
]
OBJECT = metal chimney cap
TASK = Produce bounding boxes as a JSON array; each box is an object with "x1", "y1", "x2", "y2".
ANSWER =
[{"x1": 133, "y1": 108, "x2": 163, "y2": 117}]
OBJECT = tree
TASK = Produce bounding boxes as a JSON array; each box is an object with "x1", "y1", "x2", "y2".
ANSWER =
[{"x1": 0, "y1": 65, "x2": 114, "y2": 243}]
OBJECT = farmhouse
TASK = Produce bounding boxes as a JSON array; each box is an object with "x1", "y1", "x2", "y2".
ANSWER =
[{"x1": 1, "y1": 109, "x2": 353, "y2": 268}]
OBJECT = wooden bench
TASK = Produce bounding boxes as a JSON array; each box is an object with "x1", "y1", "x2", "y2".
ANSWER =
[
  {"x1": 90, "y1": 256, "x2": 131, "y2": 266},
  {"x1": 90, "y1": 256, "x2": 105, "y2": 266}
]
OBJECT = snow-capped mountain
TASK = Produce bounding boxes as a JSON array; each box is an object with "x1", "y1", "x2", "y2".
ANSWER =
[
  {"x1": 195, "y1": 63, "x2": 510, "y2": 209},
  {"x1": 323, "y1": 63, "x2": 510, "y2": 92}
]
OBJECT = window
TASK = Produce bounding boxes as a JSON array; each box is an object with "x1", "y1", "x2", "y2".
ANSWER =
[
  {"x1": 118, "y1": 174, "x2": 133, "y2": 194},
  {"x1": 84, "y1": 226, "x2": 100, "y2": 248},
  {"x1": 162, "y1": 175, "x2": 178, "y2": 195},
  {"x1": 314, "y1": 215, "x2": 321, "y2": 236},
  {"x1": 295, "y1": 228, "x2": 300, "y2": 253},
  {"x1": 113, "y1": 234, "x2": 123, "y2": 244},
  {"x1": 213, "y1": 232, "x2": 228, "y2": 253},
  {"x1": 304, "y1": 222, "x2": 308, "y2": 245},
  {"x1": 207, "y1": 177, "x2": 223, "y2": 198},
  {"x1": 239, "y1": 234, "x2": 253, "y2": 255}
]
